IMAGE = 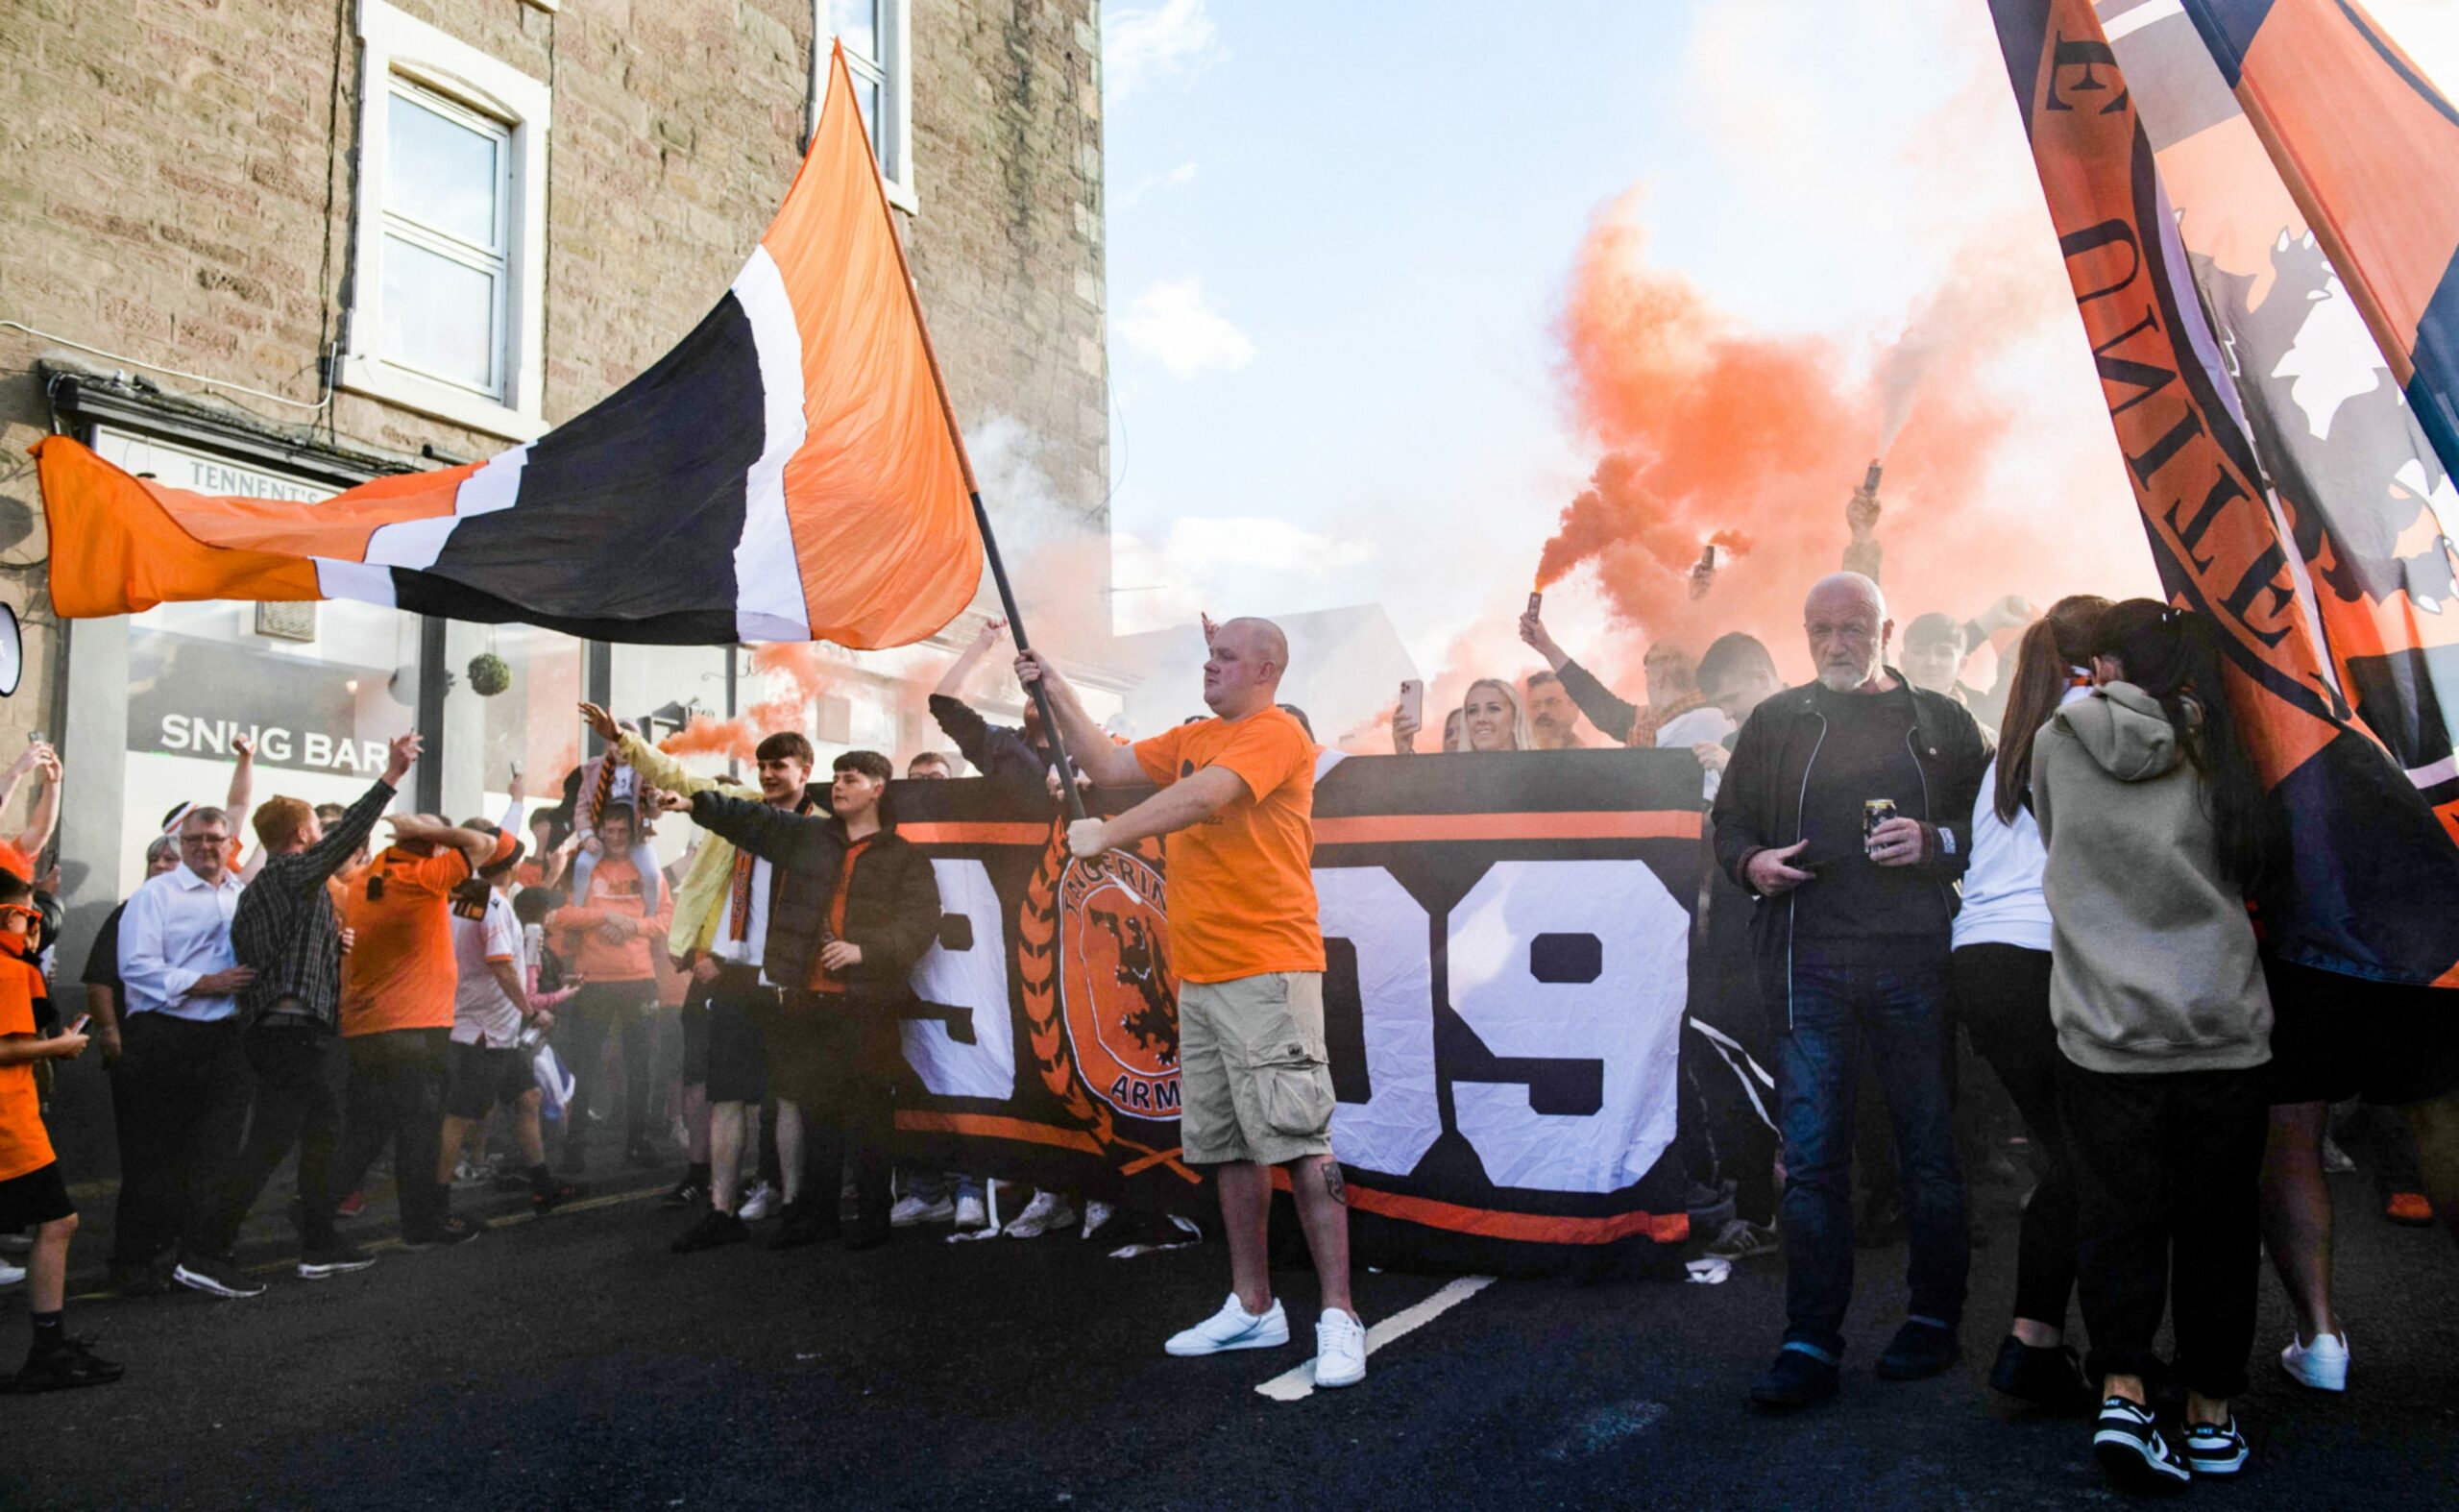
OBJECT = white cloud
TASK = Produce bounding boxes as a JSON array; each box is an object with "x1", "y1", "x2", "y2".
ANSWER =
[
  {"x1": 1104, "y1": 0, "x2": 1222, "y2": 101},
  {"x1": 1119, "y1": 278, "x2": 1255, "y2": 378},
  {"x1": 1109, "y1": 517, "x2": 1377, "y2": 635},
  {"x1": 1165, "y1": 516, "x2": 1375, "y2": 573},
  {"x1": 1119, "y1": 159, "x2": 1198, "y2": 208}
]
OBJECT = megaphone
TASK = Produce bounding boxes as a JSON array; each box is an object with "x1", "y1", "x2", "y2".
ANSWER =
[{"x1": 0, "y1": 603, "x2": 21, "y2": 698}]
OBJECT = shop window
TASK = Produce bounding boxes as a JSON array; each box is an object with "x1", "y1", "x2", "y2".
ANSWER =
[
  {"x1": 819, "y1": 0, "x2": 915, "y2": 211},
  {"x1": 343, "y1": 0, "x2": 551, "y2": 440}
]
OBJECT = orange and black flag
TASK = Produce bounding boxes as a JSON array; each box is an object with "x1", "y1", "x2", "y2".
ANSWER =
[
  {"x1": 1990, "y1": 0, "x2": 2459, "y2": 985},
  {"x1": 35, "y1": 45, "x2": 982, "y2": 648}
]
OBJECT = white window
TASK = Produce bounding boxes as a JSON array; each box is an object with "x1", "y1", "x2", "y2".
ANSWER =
[
  {"x1": 342, "y1": 0, "x2": 550, "y2": 441},
  {"x1": 818, "y1": 0, "x2": 915, "y2": 212}
]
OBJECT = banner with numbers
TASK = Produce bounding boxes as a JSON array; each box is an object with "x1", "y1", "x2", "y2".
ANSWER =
[{"x1": 886, "y1": 747, "x2": 1707, "y2": 1275}]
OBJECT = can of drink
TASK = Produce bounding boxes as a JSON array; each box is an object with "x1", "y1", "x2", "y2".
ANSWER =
[{"x1": 1863, "y1": 798, "x2": 1898, "y2": 841}]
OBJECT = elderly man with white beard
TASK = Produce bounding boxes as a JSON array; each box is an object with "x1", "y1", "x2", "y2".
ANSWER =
[{"x1": 1709, "y1": 572, "x2": 1991, "y2": 1410}]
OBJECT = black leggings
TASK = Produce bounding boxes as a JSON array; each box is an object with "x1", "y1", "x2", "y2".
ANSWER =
[{"x1": 1951, "y1": 943, "x2": 2078, "y2": 1331}]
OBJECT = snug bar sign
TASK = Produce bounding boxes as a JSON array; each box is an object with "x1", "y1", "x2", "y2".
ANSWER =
[{"x1": 152, "y1": 714, "x2": 391, "y2": 775}]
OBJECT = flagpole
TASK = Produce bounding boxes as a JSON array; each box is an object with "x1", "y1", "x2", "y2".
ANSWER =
[{"x1": 830, "y1": 41, "x2": 1094, "y2": 825}]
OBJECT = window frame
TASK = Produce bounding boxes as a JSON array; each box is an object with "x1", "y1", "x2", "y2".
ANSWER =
[
  {"x1": 816, "y1": 0, "x2": 916, "y2": 214},
  {"x1": 343, "y1": 0, "x2": 552, "y2": 441}
]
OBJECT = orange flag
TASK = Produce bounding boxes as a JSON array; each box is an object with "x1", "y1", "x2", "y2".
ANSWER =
[{"x1": 37, "y1": 44, "x2": 982, "y2": 647}]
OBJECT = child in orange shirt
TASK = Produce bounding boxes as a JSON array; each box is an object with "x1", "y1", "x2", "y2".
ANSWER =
[{"x1": 0, "y1": 872, "x2": 120, "y2": 1392}]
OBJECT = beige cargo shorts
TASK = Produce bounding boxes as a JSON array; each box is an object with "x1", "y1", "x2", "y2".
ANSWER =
[{"x1": 1175, "y1": 970, "x2": 1335, "y2": 1167}]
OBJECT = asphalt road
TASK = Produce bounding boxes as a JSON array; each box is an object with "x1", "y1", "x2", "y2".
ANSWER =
[{"x1": 7, "y1": 1167, "x2": 2456, "y2": 1510}]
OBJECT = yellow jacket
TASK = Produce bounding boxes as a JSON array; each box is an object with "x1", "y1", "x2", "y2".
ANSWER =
[{"x1": 618, "y1": 732, "x2": 757, "y2": 962}]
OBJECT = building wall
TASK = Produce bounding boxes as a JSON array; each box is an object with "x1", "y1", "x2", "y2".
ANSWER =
[{"x1": 0, "y1": 0, "x2": 1108, "y2": 819}]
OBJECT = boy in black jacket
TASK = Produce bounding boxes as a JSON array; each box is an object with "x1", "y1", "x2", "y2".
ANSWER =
[{"x1": 656, "y1": 750, "x2": 939, "y2": 1250}]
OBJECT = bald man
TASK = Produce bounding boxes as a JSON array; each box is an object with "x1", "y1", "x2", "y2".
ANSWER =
[
  {"x1": 1710, "y1": 573, "x2": 1989, "y2": 1409},
  {"x1": 1019, "y1": 619, "x2": 1367, "y2": 1390}
]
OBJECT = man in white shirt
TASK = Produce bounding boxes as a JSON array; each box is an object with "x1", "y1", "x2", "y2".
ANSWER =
[
  {"x1": 109, "y1": 807, "x2": 256, "y2": 1293},
  {"x1": 440, "y1": 831, "x2": 567, "y2": 1218}
]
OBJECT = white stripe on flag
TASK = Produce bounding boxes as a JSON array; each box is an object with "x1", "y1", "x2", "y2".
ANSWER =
[
  {"x1": 313, "y1": 557, "x2": 398, "y2": 607},
  {"x1": 361, "y1": 445, "x2": 532, "y2": 572},
  {"x1": 729, "y1": 244, "x2": 814, "y2": 643}
]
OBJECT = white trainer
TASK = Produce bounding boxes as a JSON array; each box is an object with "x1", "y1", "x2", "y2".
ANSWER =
[
  {"x1": 2281, "y1": 1329, "x2": 2349, "y2": 1392},
  {"x1": 737, "y1": 1181, "x2": 776, "y2": 1222},
  {"x1": 889, "y1": 1194, "x2": 955, "y2": 1228},
  {"x1": 1003, "y1": 1190, "x2": 1078, "y2": 1239},
  {"x1": 1165, "y1": 1293, "x2": 1291, "y2": 1356},
  {"x1": 953, "y1": 1194, "x2": 989, "y2": 1231},
  {"x1": 1081, "y1": 1200, "x2": 1116, "y2": 1239},
  {"x1": 0, "y1": 1257, "x2": 24, "y2": 1288},
  {"x1": 1314, "y1": 1307, "x2": 1369, "y2": 1388}
]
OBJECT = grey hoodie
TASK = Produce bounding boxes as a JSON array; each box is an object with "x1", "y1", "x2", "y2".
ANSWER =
[{"x1": 2032, "y1": 682, "x2": 2271, "y2": 1074}]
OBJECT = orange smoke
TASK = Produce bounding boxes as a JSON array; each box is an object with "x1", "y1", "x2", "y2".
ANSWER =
[
  {"x1": 744, "y1": 642, "x2": 832, "y2": 733},
  {"x1": 1537, "y1": 190, "x2": 2117, "y2": 680},
  {"x1": 659, "y1": 717, "x2": 760, "y2": 763}
]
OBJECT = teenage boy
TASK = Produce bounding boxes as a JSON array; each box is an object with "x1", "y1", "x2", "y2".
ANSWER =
[
  {"x1": 580, "y1": 704, "x2": 816, "y2": 1237},
  {"x1": 1, "y1": 873, "x2": 119, "y2": 1390},
  {"x1": 659, "y1": 750, "x2": 940, "y2": 1251},
  {"x1": 442, "y1": 832, "x2": 569, "y2": 1213}
]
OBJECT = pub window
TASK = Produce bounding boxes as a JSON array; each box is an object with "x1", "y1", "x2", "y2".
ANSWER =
[
  {"x1": 341, "y1": 0, "x2": 551, "y2": 440},
  {"x1": 818, "y1": 0, "x2": 915, "y2": 211}
]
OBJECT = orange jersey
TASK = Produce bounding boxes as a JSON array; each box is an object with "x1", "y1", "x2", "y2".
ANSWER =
[
  {"x1": 1132, "y1": 706, "x2": 1325, "y2": 984},
  {"x1": 0, "y1": 939, "x2": 56, "y2": 1183},
  {"x1": 341, "y1": 834, "x2": 515, "y2": 1036},
  {"x1": 550, "y1": 854, "x2": 671, "y2": 983}
]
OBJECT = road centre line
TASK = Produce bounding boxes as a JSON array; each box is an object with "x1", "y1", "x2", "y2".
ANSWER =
[{"x1": 1254, "y1": 1274, "x2": 1497, "y2": 1402}]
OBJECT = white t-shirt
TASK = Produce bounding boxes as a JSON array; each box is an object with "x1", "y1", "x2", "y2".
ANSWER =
[
  {"x1": 1656, "y1": 705, "x2": 1740, "y2": 802},
  {"x1": 1954, "y1": 682, "x2": 2090, "y2": 954},
  {"x1": 450, "y1": 890, "x2": 524, "y2": 1047},
  {"x1": 707, "y1": 850, "x2": 773, "y2": 970}
]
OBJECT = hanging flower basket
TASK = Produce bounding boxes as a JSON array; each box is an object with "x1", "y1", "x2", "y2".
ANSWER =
[{"x1": 467, "y1": 652, "x2": 512, "y2": 697}]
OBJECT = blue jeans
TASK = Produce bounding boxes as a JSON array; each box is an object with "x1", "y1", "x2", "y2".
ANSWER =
[
  {"x1": 1774, "y1": 942, "x2": 1969, "y2": 1359},
  {"x1": 894, "y1": 1164, "x2": 984, "y2": 1205}
]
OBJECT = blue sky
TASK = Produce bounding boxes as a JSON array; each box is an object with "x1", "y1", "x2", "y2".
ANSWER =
[{"x1": 1094, "y1": 0, "x2": 2459, "y2": 678}]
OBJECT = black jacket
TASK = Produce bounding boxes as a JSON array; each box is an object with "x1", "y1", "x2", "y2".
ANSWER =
[
  {"x1": 686, "y1": 793, "x2": 941, "y2": 1003},
  {"x1": 1708, "y1": 674, "x2": 1990, "y2": 1019},
  {"x1": 929, "y1": 694, "x2": 1053, "y2": 786}
]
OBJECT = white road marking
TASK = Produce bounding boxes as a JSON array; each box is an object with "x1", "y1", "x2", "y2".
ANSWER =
[{"x1": 1254, "y1": 1274, "x2": 1496, "y2": 1402}]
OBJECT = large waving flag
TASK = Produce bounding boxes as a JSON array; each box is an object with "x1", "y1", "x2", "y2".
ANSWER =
[
  {"x1": 35, "y1": 44, "x2": 982, "y2": 648},
  {"x1": 1989, "y1": 0, "x2": 2459, "y2": 985}
]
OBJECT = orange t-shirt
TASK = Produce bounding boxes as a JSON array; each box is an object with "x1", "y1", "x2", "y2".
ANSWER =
[
  {"x1": 0, "y1": 941, "x2": 56, "y2": 1182},
  {"x1": 550, "y1": 854, "x2": 671, "y2": 983},
  {"x1": 341, "y1": 834, "x2": 516, "y2": 1036},
  {"x1": 807, "y1": 838, "x2": 873, "y2": 994},
  {"x1": 1132, "y1": 706, "x2": 1324, "y2": 984},
  {"x1": 0, "y1": 840, "x2": 35, "y2": 885}
]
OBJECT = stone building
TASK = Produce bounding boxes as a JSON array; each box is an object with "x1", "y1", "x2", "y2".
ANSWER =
[{"x1": 0, "y1": 0, "x2": 1114, "y2": 977}]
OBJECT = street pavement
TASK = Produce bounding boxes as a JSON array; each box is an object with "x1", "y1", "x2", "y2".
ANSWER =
[{"x1": 6, "y1": 1166, "x2": 2456, "y2": 1510}]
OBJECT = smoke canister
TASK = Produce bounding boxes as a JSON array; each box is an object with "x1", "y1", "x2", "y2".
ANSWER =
[{"x1": 1862, "y1": 459, "x2": 1884, "y2": 495}]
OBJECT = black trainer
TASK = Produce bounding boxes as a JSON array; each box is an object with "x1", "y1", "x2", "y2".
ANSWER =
[
  {"x1": 2093, "y1": 1397, "x2": 2192, "y2": 1492},
  {"x1": 767, "y1": 1202, "x2": 832, "y2": 1250},
  {"x1": 2181, "y1": 1414, "x2": 2250, "y2": 1477},
  {"x1": 661, "y1": 1177, "x2": 708, "y2": 1210},
  {"x1": 402, "y1": 1215, "x2": 486, "y2": 1251},
  {"x1": 1876, "y1": 1319, "x2": 1959, "y2": 1381},
  {"x1": 297, "y1": 1242, "x2": 378, "y2": 1280},
  {"x1": 671, "y1": 1210, "x2": 750, "y2": 1254},
  {"x1": 171, "y1": 1252, "x2": 267, "y2": 1300},
  {"x1": 1988, "y1": 1335, "x2": 2092, "y2": 1411},
  {"x1": 1748, "y1": 1347, "x2": 1839, "y2": 1409},
  {"x1": 12, "y1": 1337, "x2": 125, "y2": 1392},
  {"x1": 532, "y1": 1181, "x2": 579, "y2": 1215}
]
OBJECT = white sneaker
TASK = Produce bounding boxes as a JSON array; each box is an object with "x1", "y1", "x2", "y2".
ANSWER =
[
  {"x1": 1314, "y1": 1307, "x2": 1369, "y2": 1388},
  {"x1": 1081, "y1": 1200, "x2": 1116, "y2": 1239},
  {"x1": 1003, "y1": 1191, "x2": 1078, "y2": 1239},
  {"x1": 2281, "y1": 1329, "x2": 2350, "y2": 1392},
  {"x1": 890, "y1": 1194, "x2": 955, "y2": 1228},
  {"x1": 1165, "y1": 1293, "x2": 1290, "y2": 1356},
  {"x1": 737, "y1": 1181, "x2": 776, "y2": 1222},
  {"x1": 0, "y1": 1257, "x2": 24, "y2": 1287},
  {"x1": 953, "y1": 1194, "x2": 989, "y2": 1231}
]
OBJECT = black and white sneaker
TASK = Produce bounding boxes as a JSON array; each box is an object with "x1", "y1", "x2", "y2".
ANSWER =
[
  {"x1": 2093, "y1": 1397, "x2": 2191, "y2": 1492},
  {"x1": 298, "y1": 1242, "x2": 378, "y2": 1280},
  {"x1": 172, "y1": 1253, "x2": 267, "y2": 1300},
  {"x1": 2182, "y1": 1414, "x2": 2250, "y2": 1477}
]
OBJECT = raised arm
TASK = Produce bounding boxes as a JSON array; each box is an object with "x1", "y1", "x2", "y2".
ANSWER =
[
  {"x1": 935, "y1": 618, "x2": 1010, "y2": 699},
  {"x1": 1013, "y1": 650, "x2": 1143, "y2": 788},
  {"x1": 386, "y1": 814, "x2": 502, "y2": 874},
  {"x1": 225, "y1": 733, "x2": 257, "y2": 825},
  {"x1": 295, "y1": 735, "x2": 415, "y2": 885},
  {"x1": 12, "y1": 742, "x2": 61, "y2": 859},
  {"x1": 1555, "y1": 659, "x2": 1643, "y2": 745},
  {"x1": 680, "y1": 789, "x2": 823, "y2": 867}
]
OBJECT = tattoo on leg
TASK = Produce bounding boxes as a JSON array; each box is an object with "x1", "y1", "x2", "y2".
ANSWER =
[{"x1": 1322, "y1": 1160, "x2": 1346, "y2": 1207}]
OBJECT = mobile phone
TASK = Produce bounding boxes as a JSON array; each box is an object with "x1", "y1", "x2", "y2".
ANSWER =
[
  {"x1": 1398, "y1": 679, "x2": 1424, "y2": 730},
  {"x1": 68, "y1": 1013, "x2": 90, "y2": 1036},
  {"x1": 28, "y1": 731, "x2": 45, "y2": 745}
]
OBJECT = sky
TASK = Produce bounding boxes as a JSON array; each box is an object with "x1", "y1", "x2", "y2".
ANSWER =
[{"x1": 1094, "y1": 0, "x2": 2459, "y2": 698}]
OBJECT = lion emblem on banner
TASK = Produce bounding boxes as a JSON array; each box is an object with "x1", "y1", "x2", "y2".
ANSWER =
[{"x1": 1020, "y1": 824, "x2": 1189, "y2": 1169}]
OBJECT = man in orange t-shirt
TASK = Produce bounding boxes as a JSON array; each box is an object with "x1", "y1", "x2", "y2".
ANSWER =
[
  {"x1": 546, "y1": 802, "x2": 672, "y2": 1175},
  {"x1": 1019, "y1": 617, "x2": 1366, "y2": 1390},
  {"x1": 332, "y1": 815, "x2": 509, "y2": 1247}
]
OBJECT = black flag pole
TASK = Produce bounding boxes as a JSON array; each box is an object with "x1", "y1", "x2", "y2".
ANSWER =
[{"x1": 968, "y1": 490, "x2": 1090, "y2": 825}]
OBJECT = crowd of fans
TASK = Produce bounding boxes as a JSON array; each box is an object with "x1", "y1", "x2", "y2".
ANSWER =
[{"x1": 5, "y1": 503, "x2": 2458, "y2": 1483}]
